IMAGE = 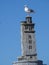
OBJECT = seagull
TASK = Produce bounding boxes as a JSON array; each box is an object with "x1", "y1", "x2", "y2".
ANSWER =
[{"x1": 24, "y1": 5, "x2": 35, "y2": 15}]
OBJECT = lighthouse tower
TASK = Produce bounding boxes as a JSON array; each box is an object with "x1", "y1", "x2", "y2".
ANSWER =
[
  {"x1": 13, "y1": 7, "x2": 45, "y2": 65},
  {"x1": 21, "y1": 16, "x2": 37, "y2": 62}
]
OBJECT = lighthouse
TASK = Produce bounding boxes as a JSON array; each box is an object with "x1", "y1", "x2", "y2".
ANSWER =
[
  {"x1": 13, "y1": 6, "x2": 45, "y2": 65},
  {"x1": 21, "y1": 16, "x2": 37, "y2": 62}
]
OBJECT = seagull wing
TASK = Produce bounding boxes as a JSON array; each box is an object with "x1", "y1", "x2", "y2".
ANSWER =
[{"x1": 28, "y1": 8, "x2": 35, "y2": 13}]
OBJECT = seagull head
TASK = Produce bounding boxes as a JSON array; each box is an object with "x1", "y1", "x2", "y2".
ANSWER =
[{"x1": 24, "y1": 5, "x2": 29, "y2": 12}]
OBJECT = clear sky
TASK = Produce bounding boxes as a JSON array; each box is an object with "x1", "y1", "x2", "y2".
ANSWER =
[{"x1": 0, "y1": 0, "x2": 49, "y2": 65}]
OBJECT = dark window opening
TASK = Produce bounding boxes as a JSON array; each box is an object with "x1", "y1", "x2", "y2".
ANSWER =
[
  {"x1": 25, "y1": 26, "x2": 28, "y2": 29},
  {"x1": 29, "y1": 26, "x2": 31, "y2": 31},
  {"x1": 30, "y1": 56, "x2": 32, "y2": 58},
  {"x1": 28, "y1": 35, "x2": 31, "y2": 39},
  {"x1": 29, "y1": 46, "x2": 32, "y2": 49},
  {"x1": 29, "y1": 40, "x2": 32, "y2": 44}
]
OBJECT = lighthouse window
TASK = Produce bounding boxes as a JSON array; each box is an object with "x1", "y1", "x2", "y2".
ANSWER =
[
  {"x1": 29, "y1": 40, "x2": 32, "y2": 44},
  {"x1": 25, "y1": 26, "x2": 28, "y2": 29},
  {"x1": 29, "y1": 46, "x2": 32, "y2": 49},
  {"x1": 29, "y1": 26, "x2": 32, "y2": 31},
  {"x1": 30, "y1": 56, "x2": 32, "y2": 58},
  {"x1": 28, "y1": 35, "x2": 31, "y2": 39},
  {"x1": 29, "y1": 26, "x2": 31, "y2": 30}
]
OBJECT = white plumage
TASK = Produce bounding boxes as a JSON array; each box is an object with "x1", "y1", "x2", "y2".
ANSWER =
[{"x1": 24, "y1": 5, "x2": 34, "y2": 14}]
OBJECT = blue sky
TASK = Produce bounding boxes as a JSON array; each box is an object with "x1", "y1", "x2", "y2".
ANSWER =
[{"x1": 0, "y1": 0, "x2": 49, "y2": 65}]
